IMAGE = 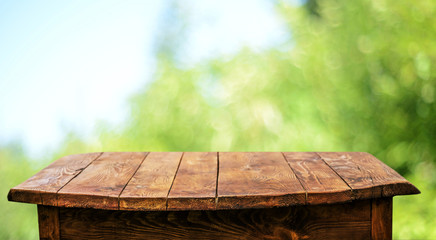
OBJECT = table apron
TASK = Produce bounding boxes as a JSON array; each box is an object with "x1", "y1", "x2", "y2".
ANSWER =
[{"x1": 37, "y1": 198, "x2": 392, "y2": 240}]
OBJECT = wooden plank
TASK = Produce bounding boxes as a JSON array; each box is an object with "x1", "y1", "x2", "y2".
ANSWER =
[
  {"x1": 217, "y1": 152, "x2": 305, "y2": 209},
  {"x1": 283, "y1": 152, "x2": 353, "y2": 204},
  {"x1": 59, "y1": 199, "x2": 371, "y2": 239},
  {"x1": 57, "y1": 152, "x2": 147, "y2": 210},
  {"x1": 167, "y1": 152, "x2": 217, "y2": 210},
  {"x1": 119, "y1": 152, "x2": 183, "y2": 211},
  {"x1": 319, "y1": 152, "x2": 420, "y2": 199},
  {"x1": 318, "y1": 152, "x2": 375, "y2": 199},
  {"x1": 350, "y1": 152, "x2": 420, "y2": 197},
  {"x1": 38, "y1": 205, "x2": 60, "y2": 240},
  {"x1": 8, "y1": 151, "x2": 420, "y2": 211},
  {"x1": 7, "y1": 152, "x2": 102, "y2": 205},
  {"x1": 371, "y1": 197, "x2": 392, "y2": 240}
]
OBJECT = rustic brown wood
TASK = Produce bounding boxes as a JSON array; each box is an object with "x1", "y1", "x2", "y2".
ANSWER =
[
  {"x1": 167, "y1": 152, "x2": 217, "y2": 210},
  {"x1": 352, "y1": 152, "x2": 420, "y2": 197},
  {"x1": 317, "y1": 152, "x2": 375, "y2": 200},
  {"x1": 371, "y1": 197, "x2": 392, "y2": 240},
  {"x1": 217, "y1": 152, "x2": 306, "y2": 209},
  {"x1": 7, "y1": 152, "x2": 102, "y2": 205},
  {"x1": 283, "y1": 152, "x2": 353, "y2": 204},
  {"x1": 57, "y1": 152, "x2": 147, "y2": 210},
  {"x1": 38, "y1": 205, "x2": 60, "y2": 240},
  {"x1": 59, "y1": 199, "x2": 371, "y2": 240},
  {"x1": 319, "y1": 152, "x2": 420, "y2": 199},
  {"x1": 8, "y1": 152, "x2": 421, "y2": 239},
  {"x1": 119, "y1": 152, "x2": 183, "y2": 211},
  {"x1": 9, "y1": 152, "x2": 419, "y2": 211}
]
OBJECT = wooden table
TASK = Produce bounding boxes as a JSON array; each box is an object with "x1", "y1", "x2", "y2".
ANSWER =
[{"x1": 8, "y1": 152, "x2": 419, "y2": 239}]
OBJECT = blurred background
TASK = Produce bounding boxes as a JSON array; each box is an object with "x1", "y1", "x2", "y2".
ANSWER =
[{"x1": 1, "y1": 0, "x2": 435, "y2": 238}]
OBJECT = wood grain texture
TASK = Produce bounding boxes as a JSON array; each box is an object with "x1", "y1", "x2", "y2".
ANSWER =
[
  {"x1": 119, "y1": 152, "x2": 183, "y2": 211},
  {"x1": 8, "y1": 152, "x2": 102, "y2": 205},
  {"x1": 217, "y1": 152, "x2": 306, "y2": 209},
  {"x1": 57, "y1": 152, "x2": 147, "y2": 210},
  {"x1": 283, "y1": 152, "x2": 353, "y2": 204},
  {"x1": 168, "y1": 152, "x2": 217, "y2": 210},
  {"x1": 59, "y1": 199, "x2": 371, "y2": 240},
  {"x1": 319, "y1": 152, "x2": 420, "y2": 199},
  {"x1": 8, "y1": 152, "x2": 420, "y2": 211},
  {"x1": 317, "y1": 152, "x2": 375, "y2": 200},
  {"x1": 38, "y1": 205, "x2": 60, "y2": 240},
  {"x1": 371, "y1": 197, "x2": 392, "y2": 240}
]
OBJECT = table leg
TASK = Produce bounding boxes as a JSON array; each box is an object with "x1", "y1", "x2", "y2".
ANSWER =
[
  {"x1": 371, "y1": 197, "x2": 392, "y2": 240},
  {"x1": 38, "y1": 205, "x2": 60, "y2": 240}
]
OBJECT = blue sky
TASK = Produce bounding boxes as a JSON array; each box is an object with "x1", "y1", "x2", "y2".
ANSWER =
[{"x1": 0, "y1": 0, "x2": 289, "y2": 156}]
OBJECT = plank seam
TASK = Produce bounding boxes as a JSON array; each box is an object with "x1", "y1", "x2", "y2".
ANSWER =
[
  {"x1": 316, "y1": 152, "x2": 354, "y2": 198},
  {"x1": 281, "y1": 152, "x2": 308, "y2": 204},
  {"x1": 352, "y1": 152, "x2": 377, "y2": 198},
  {"x1": 215, "y1": 152, "x2": 219, "y2": 209},
  {"x1": 117, "y1": 152, "x2": 150, "y2": 210},
  {"x1": 55, "y1": 152, "x2": 104, "y2": 207},
  {"x1": 165, "y1": 152, "x2": 184, "y2": 210}
]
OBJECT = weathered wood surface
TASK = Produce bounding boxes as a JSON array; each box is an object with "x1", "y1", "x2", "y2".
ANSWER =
[
  {"x1": 58, "y1": 152, "x2": 147, "y2": 210},
  {"x1": 59, "y1": 199, "x2": 371, "y2": 240},
  {"x1": 119, "y1": 152, "x2": 183, "y2": 211},
  {"x1": 319, "y1": 152, "x2": 420, "y2": 199},
  {"x1": 217, "y1": 152, "x2": 305, "y2": 209},
  {"x1": 167, "y1": 152, "x2": 217, "y2": 210},
  {"x1": 283, "y1": 152, "x2": 353, "y2": 204},
  {"x1": 38, "y1": 205, "x2": 60, "y2": 240},
  {"x1": 8, "y1": 152, "x2": 419, "y2": 211},
  {"x1": 8, "y1": 152, "x2": 102, "y2": 205}
]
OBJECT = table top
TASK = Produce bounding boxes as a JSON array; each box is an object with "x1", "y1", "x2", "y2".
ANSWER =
[{"x1": 8, "y1": 152, "x2": 419, "y2": 211}]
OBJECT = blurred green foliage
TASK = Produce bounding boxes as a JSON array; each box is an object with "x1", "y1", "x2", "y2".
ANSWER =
[
  {"x1": 1, "y1": 145, "x2": 39, "y2": 239},
  {"x1": 2, "y1": 0, "x2": 435, "y2": 238}
]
